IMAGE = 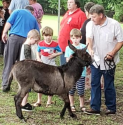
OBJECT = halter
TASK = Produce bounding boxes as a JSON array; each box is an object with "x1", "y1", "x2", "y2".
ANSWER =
[{"x1": 104, "y1": 54, "x2": 116, "y2": 76}]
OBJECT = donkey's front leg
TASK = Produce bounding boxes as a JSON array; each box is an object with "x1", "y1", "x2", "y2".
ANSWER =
[
  {"x1": 67, "y1": 101, "x2": 77, "y2": 118},
  {"x1": 60, "y1": 94, "x2": 77, "y2": 118}
]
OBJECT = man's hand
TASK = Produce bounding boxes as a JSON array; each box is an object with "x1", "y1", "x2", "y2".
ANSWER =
[
  {"x1": 105, "y1": 52, "x2": 114, "y2": 61},
  {"x1": 2, "y1": 33, "x2": 8, "y2": 43}
]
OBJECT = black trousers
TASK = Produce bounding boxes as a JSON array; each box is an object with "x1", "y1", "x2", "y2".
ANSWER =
[{"x1": 0, "y1": 40, "x2": 5, "y2": 55}]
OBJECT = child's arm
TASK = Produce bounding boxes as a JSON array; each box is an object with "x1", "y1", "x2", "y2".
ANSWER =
[
  {"x1": 24, "y1": 44, "x2": 31, "y2": 59},
  {"x1": 66, "y1": 55, "x2": 73, "y2": 62},
  {"x1": 36, "y1": 51, "x2": 41, "y2": 62},
  {"x1": 48, "y1": 52, "x2": 63, "y2": 59}
]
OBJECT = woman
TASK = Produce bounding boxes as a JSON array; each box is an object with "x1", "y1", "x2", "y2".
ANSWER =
[{"x1": 58, "y1": 0, "x2": 87, "y2": 65}]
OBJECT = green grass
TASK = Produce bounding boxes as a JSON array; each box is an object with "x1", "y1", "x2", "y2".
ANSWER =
[
  {"x1": 0, "y1": 48, "x2": 123, "y2": 125},
  {"x1": 0, "y1": 1, "x2": 2, "y2": 6}
]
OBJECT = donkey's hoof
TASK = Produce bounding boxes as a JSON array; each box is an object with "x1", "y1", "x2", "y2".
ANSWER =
[
  {"x1": 60, "y1": 114, "x2": 64, "y2": 119},
  {"x1": 20, "y1": 118, "x2": 27, "y2": 123},
  {"x1": 70, "y1": 113, "x2": 77, "y2": 119}
]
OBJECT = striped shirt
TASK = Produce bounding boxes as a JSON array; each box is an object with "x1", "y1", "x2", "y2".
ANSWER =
[{"x1": 37, "y1": 40, "x2": 62, "y2": 65}]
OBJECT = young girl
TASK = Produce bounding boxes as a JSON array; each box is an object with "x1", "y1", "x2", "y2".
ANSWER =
[
  {"x1": 65, "y1": 28, "x2": 87, "y2": 112},
  {"x1": 20, "y1": 29, "x2": 40, "y2": 111}
]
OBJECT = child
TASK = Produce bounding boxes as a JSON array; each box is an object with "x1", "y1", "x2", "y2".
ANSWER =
[
  {"x1": 33, "y1": 26, "x2": 62, "y2": 107},
  {"x1": 20, "y1": 29, "x2": 40, "y2": 111},
  {"x1": 0, "y1": 0, "x2": 10, "y2": 55},
  {"x1": 65, "y1": 28, "x2": 86, "y2": 112}
]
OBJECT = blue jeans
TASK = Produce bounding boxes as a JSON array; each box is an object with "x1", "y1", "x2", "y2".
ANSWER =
[
  {"x1": 60, "y1": 52, "x2": 66, "y2": 65},
  {"x1": 90, "y1": 64, "x2": 116, "y2": 112}
]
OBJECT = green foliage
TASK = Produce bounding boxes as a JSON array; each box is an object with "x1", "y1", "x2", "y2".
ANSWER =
[
  {"x1": 113, "y1": 3, "x2": 123, "y2": 22},
  {"x1": 0, "y1": 1, "x2": 2, "y2": 6},
  {"x1": 37, "y1": 0, "x2": 123, "y2": 21}
]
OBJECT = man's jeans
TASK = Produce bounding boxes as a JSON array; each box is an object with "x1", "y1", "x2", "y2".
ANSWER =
[{"x1": 90, "y1": 64, "x2": 116, "y2": 112}]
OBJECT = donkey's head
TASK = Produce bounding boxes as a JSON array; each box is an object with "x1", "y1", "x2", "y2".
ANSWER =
[{"x1": 68, "y1": 40, "x2": 92, "y2": 67}]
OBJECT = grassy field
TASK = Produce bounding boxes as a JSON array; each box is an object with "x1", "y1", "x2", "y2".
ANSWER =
[{"x1": 0, "y1": 48, "x2": 123, "y2": 125}]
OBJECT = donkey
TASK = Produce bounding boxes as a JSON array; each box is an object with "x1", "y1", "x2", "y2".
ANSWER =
[{"x1": 7, "y1": 41, "x2": 92, "y2": 121}]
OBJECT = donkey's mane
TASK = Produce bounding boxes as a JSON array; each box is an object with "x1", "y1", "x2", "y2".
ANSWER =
[{"x1": 59, "y1": 54, "x2": 79, "y2": 72}]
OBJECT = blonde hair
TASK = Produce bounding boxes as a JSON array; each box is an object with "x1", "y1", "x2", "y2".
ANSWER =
[
  {"x1": 42, "y1": 26, "x2": 53, "y2": 36},
  {"x1": 27, "y1": 29, "x2": 40, "y2": 40},
  {"x1": 70, "y1": 28, "x2": 82, "y2": 37}
]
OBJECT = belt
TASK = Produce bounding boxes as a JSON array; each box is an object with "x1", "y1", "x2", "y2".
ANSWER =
[{"x1": 9, "y1": 34, "x2": 15, "y2": 37}]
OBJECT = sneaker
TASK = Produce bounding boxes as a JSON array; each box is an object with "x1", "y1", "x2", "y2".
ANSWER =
[
  {"x1": 21, "y1": 103, "x2": 33, "y2": 112},
  {"x1": 105, "y1": 109, "x2": 116, "y2": 115},
  {"x1": 84, "y1": 108, "x2": 100, "y2": 115}
]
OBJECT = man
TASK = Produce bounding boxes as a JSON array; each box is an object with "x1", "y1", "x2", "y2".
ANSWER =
[
  {"x1": 2, "y1": 5, "x2": 40, "y2": 92},
  {"x1": 58, "y1": 0, "x2": 87, "y2": 65},
  {"x1": 8, "y1": 0, "x2": 29, "y2": 14},
  {"x1": 85, "y1": 4, "x2": 123, "y2": 115}
]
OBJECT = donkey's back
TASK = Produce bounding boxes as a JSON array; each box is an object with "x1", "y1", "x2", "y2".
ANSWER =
[{"x1": 10, "y1": 60, "x2": 65, "y2": 95}]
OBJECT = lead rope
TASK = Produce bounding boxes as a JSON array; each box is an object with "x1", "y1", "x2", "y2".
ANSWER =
[{"x1": 104, "y1": 54, "x2": 116, "y2": 76}]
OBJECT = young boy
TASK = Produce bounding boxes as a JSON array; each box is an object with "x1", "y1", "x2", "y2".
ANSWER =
[
  {"x1": 0, "y1": 0, "x2": 10, "y2": 55},
  {"x1": 65, "y1": 28, "x2": 86, "y2": 112},
  {"x1": 20, "y1": 29, "x2": 40, "y2": 111},
  {"x1": 33, "y1": 26, "x2": 62, "y2": 107}
]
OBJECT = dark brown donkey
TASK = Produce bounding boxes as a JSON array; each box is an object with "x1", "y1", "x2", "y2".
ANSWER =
[{"x1": 6, "y1": 41, "x2": 92, "y2": 121}]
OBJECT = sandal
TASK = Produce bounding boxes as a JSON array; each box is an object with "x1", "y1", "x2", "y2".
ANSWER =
[
  {"x1": 71, "y1": 106, "x2": 76, "y2": 112},
  {"x1": 46, "y1": 101, "x2": 56, "y2": 107},
  {"x1": 80, "y1": 107, "x2": 86, "y2": 112},
  {"x1": 46, "y1": 103, "x2": 52, "y2": 108},
  {"x1": 33, "y1": 102, "x2": 41, "y2": 107}
]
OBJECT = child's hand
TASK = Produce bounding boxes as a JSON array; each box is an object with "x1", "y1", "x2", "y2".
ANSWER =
[{"x1": 48, "y1": 53, "x2": 57, "y2": 59}]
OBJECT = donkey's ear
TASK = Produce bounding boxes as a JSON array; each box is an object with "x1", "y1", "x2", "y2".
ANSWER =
[
  {"x1": 68, "y1": 40, "x2": 77, "y2": 52},
  {"x1": 82, "y1": 43, "x2": 89, "y2": 52}
]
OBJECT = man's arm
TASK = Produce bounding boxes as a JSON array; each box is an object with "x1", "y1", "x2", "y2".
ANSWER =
[
  {"x1": 2, "y1": 22, "x2": 11, "y2": 43},
  {"x1": 86, "y1": 21, "x2": 94, "y2": 56},
  {"x1": 106, "y1": 42, "x2": 123, "y2": 60},
  {"x1": 86, "y1": 37, "x2": 94, "y2": 56}
]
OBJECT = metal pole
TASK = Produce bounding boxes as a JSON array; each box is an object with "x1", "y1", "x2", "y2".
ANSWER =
[{"x1": 58, "y1": 0, "x2": 60, "y2": 36}]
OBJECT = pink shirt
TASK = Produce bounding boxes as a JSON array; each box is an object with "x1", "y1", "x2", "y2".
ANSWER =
[{"x1": 31, "y1": 3, "x2": 44, "y2": 29}]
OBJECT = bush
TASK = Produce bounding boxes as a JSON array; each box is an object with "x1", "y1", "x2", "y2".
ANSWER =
[{"x1": 113, "y1": 3, "x2": 123, "y2": 22}]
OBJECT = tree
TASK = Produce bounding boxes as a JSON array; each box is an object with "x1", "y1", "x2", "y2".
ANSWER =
[{"x1": 37, "y1": 0, "x2": 123, "y2": 22}]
